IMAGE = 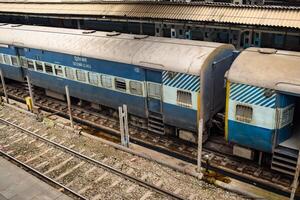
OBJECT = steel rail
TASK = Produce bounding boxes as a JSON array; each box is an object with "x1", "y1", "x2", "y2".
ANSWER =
[
  {"x1": 0, "y1": 117, "x2": 185, "y2": 200},
  {"x1": 0, "y1": 150, "x2": 87, "y2": 200}
]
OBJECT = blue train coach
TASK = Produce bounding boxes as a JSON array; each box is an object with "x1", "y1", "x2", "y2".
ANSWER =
[
  {"x1": 226, "y1": 48, "x2": 300, "y2": 175},
  {"x1": 0, "y1": 24, "x2": 235, "y2": 142}
]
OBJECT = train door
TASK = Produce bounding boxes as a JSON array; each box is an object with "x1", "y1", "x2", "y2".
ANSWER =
[
  {"x1": 145, "y1": 70, "x2": 164, "y2": 135},
  {"x1": 146, "y1": 82, "x2": 162, "y2": 114}
]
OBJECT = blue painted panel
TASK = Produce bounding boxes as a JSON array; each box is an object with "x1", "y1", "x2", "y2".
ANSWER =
[
  {"x1": 163, "y1": 103, "x2": 197, "y2": 132},
  {"x1": 148, "y1": 98, "x2": 161, "y2": 113},
  {"x1": 228, "y1": 120, "x2": 274, "y2": 153},
  {"x1": 146, "y1": 69, "x2": 162, "y2": 83},
  {"x1": 23, "y1": 48, "x2": 146, "y2": 81},
  {"x1": 0, "y1": 65, "x2": 24, "y2": 82},
  {"x1": 277, "y1": 125, "x2": 293, "y2": 145},
  {"x1": 28, "y1": 71, "x2": 147, "y2": 118},
  {"x1": 277, "y1": 93, "x2": 295, "y2": 108},
  {"x1": 0, "y1": 46, "x2": 16, "y2": 55}
]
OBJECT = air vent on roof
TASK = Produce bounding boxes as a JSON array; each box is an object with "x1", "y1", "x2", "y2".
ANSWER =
[
  {"x1": 82, "y1": 30, "x2": 96, "y2": 34},
  {"x1": 134, "y1": 35, "x2": 149, "y2": 40},
  {"x1": 106, "y1": 31, "x2": 121, "y2": 37},
  {"x1": 258, "y1": 48, "x2": 277, "y2": 54},
  {"x1": 11, "y1": 24, "x2": 23, "y2": 27}
]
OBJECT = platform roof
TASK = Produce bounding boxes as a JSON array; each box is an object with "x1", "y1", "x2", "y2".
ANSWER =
[
  {"x1": 0, "y1": 1, "x2": 299, "y2": 29},
  {"x1": 0, "y1": 24, "x2": 234, "y2": 75},
  {"x1": 227, "y1": 47, "x2": 300, "y2": 95}
]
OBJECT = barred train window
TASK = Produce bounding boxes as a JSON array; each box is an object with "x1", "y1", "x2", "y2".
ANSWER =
[
  {"x1": 147, "y1": 83, "x2": 161, "y2": 99},
  {"x1": 11, "y1": 56, "x2": 19, "y2": 67},
  {"x1": 35, "y1": 61, "x2": 43, "y2": 72},
  {"x1": 177, "y1": 90, "x2": 192, "y2": 108},
  {"x1": 101, "y1": 75, "x2": 112, "y2": 88},
  {"x1": 20, "y1": 57, "x2": 28, "y2": 68},
  {"x1": 76, "y1": 70, "x2": 86, "y2": 82},
  {"x1": 88, "y1": 72, "x2": 98, "y2": 86},
  {"x1": 130, "y1": 81, "x2": 143, "y2": 95},
  {"x1": 0, "y1": 54, "x2": 3, "y2": 64},
  {"x1": 3, "y1": 55, "x2": 11, "y2": 65},
  {"x1": 54, "y1": 65, "x2": 64, "y2": 77},
  {"x1": 65, "y1": 67, "x2": 75, "y2": 80},
  {"x1": 235, "y1": 105, "x2": 253, "y2": 123},
  {"x1": 27, "y1": 60, "x2": 35, "y2": 70},
  {"x1": 45, "y1": 63, "x2": 53, "y2": 74},
  {"x1": 115, "y1": 78, "x2": 126, "y2": 91}
]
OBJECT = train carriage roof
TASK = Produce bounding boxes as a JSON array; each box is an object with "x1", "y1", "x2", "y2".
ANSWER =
[
  {"x1": 0, "y1": 24, "x2": 234, "y2": 76},
  {"x1": 227, "y1": 47, "x2": 300, "y2": 95}
]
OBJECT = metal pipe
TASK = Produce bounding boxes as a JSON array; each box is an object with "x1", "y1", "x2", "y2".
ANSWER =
[
  {"x1": 65, "y1": 85, "x2": 74, "y2": 128},
  {"x1": 26, "y1": 75, "x2": 34, "y2": 107},
  {"x1": 0, "y1": 70, "x2": 9, "y2": 104},
  {"x1": 123, "y1": 104, "x2": 129, "y2": 147},
  {"x1": 197, "y1": 118, "x2": 203, "y2": 174}
]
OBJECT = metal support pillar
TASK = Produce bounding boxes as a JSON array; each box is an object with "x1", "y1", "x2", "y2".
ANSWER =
[
  {"x1": 65, "y1": 86, "x2": 74, "y2": 128},
  {"x1": 119, "y1": 104, "x2": 129, "y2": 147},
  {"x1": 197, "y1": 119, "x2": 203, "y2": 173},
  {"x1": 77, "y1": 19, "x2": 81, "y2": 29},
  {"x1": 26, "y1": 76, "x2": 34, "y2": 107},
  {"x1": 0, "y1": 70, "x2": 9, "y2": 104},
  {"x1": 139, "y1": 22, "x2": 143, "y2": 35},
  {"x1": 290, "y1": 150, "x2": 300, "y2": 200}
]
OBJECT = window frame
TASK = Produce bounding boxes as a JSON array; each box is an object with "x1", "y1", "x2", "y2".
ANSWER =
[
  {"x1": 115, "y1": 78, "x2": 127, "y2": 92},
  {"x1": 101, "y1": 75, "x2": 113, "y2": 89},
  {"x1": 129, "y1": 80, "x2": 143, "y2": 96},
  {"x1": 65, "y1": 67, "x2": 75, "y2": 80},
  {"x1": 0, "y1": 54, "x2": 4, "y2": 64},
  {"x1": 27, "y1": 59, "x2": 35, "y2": 70},
  {"x1": 75, "y1": 69, "x2": 87, "y2": 82},
  {"x1": 35, "y1": 61, "x2": 44, "y2": 72},
  {"x1": 235, "y1": 104, "x2": 253, "y2": 123},
  {"x1": 54, "y1": 65, "x2": 64, "y2": 77},
  {"x1": 44, "y1": 62, "x2": 54, "y2": 74},
  {"x1": 176, "y1": 90, "x2": 192, "y2": 108},
  {"x1": 11, "y1": 56, "x2": 19, "y2": 67},
  {"x1": 3, "y1": 54, "x2": 11, "y2": 65},
  {"x1": 88, "y1": 72, "x2": 99, "y2": 86},
  {"x1": 147, "y1": 82, "x2": 161, "y2": 99}
]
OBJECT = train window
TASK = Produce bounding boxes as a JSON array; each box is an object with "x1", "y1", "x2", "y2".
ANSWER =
[
  {"x1": 20, "y1": 57, "x2": 28, "y2": 68},
  {"x1": 35, "y1": 61, "x2": 44, "y2": 72},
  {"x1": 177, "y1": 90, "x2": 192, "y2": 108},
  {"x1": 54, "y1": 65, "x2": 64, "y2": 77},
  {"x1": 76, "y1": 70, "x2": 87, "y2": 82},
  {"x1": 101, "y1": 75, "x2": 112, "y2": 89},
  {"x1": 27, "y1": 60, "x2": 35, "y2": 70},
  {"x1": 45, "y1": 63, "x2": 53, "y2": 74},
  {"x1": 11, "y1": 56, "x2": 19, "y2": 67},
  {"x1": 0, "y1": 54, "x2": 3, "y2": 64},
  {"x1": 115, "y1": 78, "x2": 126, "y2": 92},
  {"x1": 88, "y1": 72, "x2": 98, "y2": 86},
  {"x1": 65, "y1": 67, "x2": 75, "y2": 80},
  {"x1": 147, "y1": 83, "x2": 161, "y2": 99},
  {"x1": 129, "y1": 81, "x2": 143, "y2": 95},
  {"x1": 236, "y1": 105, "x2": 253, "y2": 123},
  {"x1": 3, "y1": 55, "x2": 11, "y2": 65}
]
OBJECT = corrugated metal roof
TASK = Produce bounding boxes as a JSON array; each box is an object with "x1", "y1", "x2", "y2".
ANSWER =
[
  {"x1": 227, "y1": 47, "x2": 300, "y2": 94},
  {"x1": 0, "y1": 23, "x2": 234, "y2": 75},
  {"x1": 0, "y1": 2, "x2": 299, "y2": 29}
]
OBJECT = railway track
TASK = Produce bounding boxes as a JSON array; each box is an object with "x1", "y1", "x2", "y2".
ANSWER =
[
  {"x1": 0, "y1": 82, "x2": 297, "y2": 197},
  {"x1": 0, "y1": 115, "x2": 187, "y2": 200}
]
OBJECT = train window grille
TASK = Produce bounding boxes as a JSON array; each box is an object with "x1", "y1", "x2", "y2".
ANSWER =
[
  {"x1": 11, "y1": 56, "x2": 19, "y2": 67},
  {"x1": 129, "y1": 81, "x2": 143, "y2": 96},
  {"x1": 101, "y1": 75, "x2": 112, "y2": 88},
  {"x1": 65, "y1": 67, "x2": 75, "y2": 80},
  {"x1": 54, "y1": 65, "x2": 64, "y2": 77},
  {"x1": 0, "y1": 54, "x2": 3, "y2": 64},
  {"x1": 177, "y1": 90, "x2": 192, "y2": 108},
  {"x1": 44, "y1": 63, "x2": 53, "y2": 74},
  {"x1": 147, "y1": 83, "x2": 161, "y2": 99},
  {"x1": 235, "y1": 105, "x2": 253, "y2": 123},
  {"x1": 3, "y1": 55, "x2": 11, "y2": 65},
  {"x1": 20, "y1": 57, "x2": 28, "y2": 68},
  {"x1": 115, "y1": 78, "x2": 127, "y2": 92},
  {"x1": 88, "y1": 72, "x2": 99, "y2": 86},
  {"x1": 27, "y1": 60, "x2": 35, "y2": 70},
  {"x1": 35, "y1": 61, "x2": 44, "y2": 72},
  {"x1": 76, "y1": 70, "x2": 87, "y2": 82}
]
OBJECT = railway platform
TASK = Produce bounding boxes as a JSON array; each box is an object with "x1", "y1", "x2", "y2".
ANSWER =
[{"x1": 0, "y1": 156, "x2": 72, "y2": 200}]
